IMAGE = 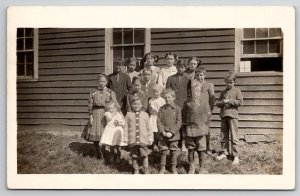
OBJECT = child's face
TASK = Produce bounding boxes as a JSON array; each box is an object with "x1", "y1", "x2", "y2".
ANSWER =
[
  {"x1": 195, "y1": 71, "x2": 206, "y2": 82},
  {"x1": 189, "y1": 60, "x2": 198, "y2": 71},
  {"x1": 225, "y1": 79, "x2": 235, "y2": 90},
  {"x1": 176, "y1": 65, "x2": 186, "y2": 74},
  {"x1": 133, "y1": 82, "x2": 142, "y2": 93},
  {"x1": 107, "y1": 105, "x2": 117, "y2": 114},
  {"x1": 153, "y1": 89, "x2": 160, "y2": 99},
  {"x1": 113, "y1": 63, "x2": 123, "y2": 73},
  {"x1": 166, "y1": 55, "x2": 175, "y2": 67},
  {"x1": 97, "y1": 77, "x2": 107, "y2": 89},
  {"x1": 127, "y1": 63, "x2": 136, "y2": 72},
  {"x1": 143, "y1": 70, "x2": 151, "y2": 82},
  {"x1": 164, "y1": 93, "x2": 175, "y2": 105},
  {"x1": 145, "y1": 56, "x2": 154, "y2": 67},
  {"x1": 131, "y1": 100, "x2": 143, "y2": 112}
]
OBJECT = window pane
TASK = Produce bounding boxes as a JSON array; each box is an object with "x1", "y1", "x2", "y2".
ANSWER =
[
  {"x1": 26, "y1": 64, "x2": 34, "y2": 76},
  {"x1": 124, "y1": 29, "x2": 133, "y2": 44},
  {"x1": 134, "y1": 29, "x2": 145, "y2": 43},
  {"x1": 243, "y1": 28, "x2": 255, "y2": 38},
  {"x1": 17, "y1": 64, "x2": 25, "y2": 76},
  {"x1": 243, "y1": 41, "x2": 254, "y2": 54},
  {"x1": 113, "y1": 47, "x2": 122, "y2": 59},
  {"x1": 256, "y1": 28, "x2": 268, "y2": 38},
  {"x1": 124, "y1": 46, "x2": 133, "y2": 58},
  {"x1": 256, "y1": 40, "x2": 268, "y2": 54},
  {"x1": 269, "y1": 40, "x2": 281, "y2": 53},
  {"x1": 25, "y1": 38, "x2": 33, "y2": 50},
  {"x1": 25, "y1": 28, "x2": 34, "y2": 37},
  {"x1": 17, "y1": 53, "x2": 25, "y2": 64},
  {"x1": 17, "y1": 39, "x2": 24, "y2": 50},
  {"x1": 113, "y1": 31, "x2": 122, "y2": 44},
  {"x1": 134, "y1": 46, "x2": 144, "y2": 58},
  {"x1": 17, "y1": 28, "x2": 24, "y2": 37},
  {"x1": 269, "y1": 28, "x2": 281, "y2": 37},
  {"x1": 26, "y1": 52, "x2": 33, "y2": 64}
]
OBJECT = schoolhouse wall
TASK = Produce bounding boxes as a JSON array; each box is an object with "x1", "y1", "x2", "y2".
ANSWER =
[
  {"x1": 17, "y1": 28, "x2": 105, "y2": 131},
  {"x1": 151, "y1": 28, "x2": 283, "y2": 136}
]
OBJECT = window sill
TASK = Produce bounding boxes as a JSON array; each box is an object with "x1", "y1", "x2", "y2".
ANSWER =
[
  {"x1": 237, "y1": 71, "x2": 283, "y2": 77},
  {"x1": 17, "y1": 78, "x2": 38, "y2": 82}
]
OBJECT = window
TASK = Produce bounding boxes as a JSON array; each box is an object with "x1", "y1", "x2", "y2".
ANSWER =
[
  {"x1": 236, "y1": 28, "x2": 283, "y2": 73},
  {"x1": 104, "y1": 28, "x2": 150, "y2": 74},
  {"x1": 17, "y1": 28, "x2": 38, "y2": 80}
]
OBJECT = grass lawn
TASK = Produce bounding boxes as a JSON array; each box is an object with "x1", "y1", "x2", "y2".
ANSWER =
[{"x1": 17, "y1": 130, "x2": 282, "y2": 174}]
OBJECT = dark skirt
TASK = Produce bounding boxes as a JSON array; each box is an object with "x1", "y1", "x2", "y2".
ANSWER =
[{"x1": 82, "y1": 108, "x2": 106, "y2": 142}]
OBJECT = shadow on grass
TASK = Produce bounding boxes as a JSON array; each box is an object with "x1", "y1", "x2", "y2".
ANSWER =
[{"x1": 69, "y1": 142, "x2": 95, "y2": 158}]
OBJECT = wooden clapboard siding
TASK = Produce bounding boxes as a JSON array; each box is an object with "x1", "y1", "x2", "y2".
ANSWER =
[
  {"x1": 17, "y1": 28, "x2": 105, "y2": 129},
  {"x1": 151, "y1": 28, "x2": 283, "y2": 135}
]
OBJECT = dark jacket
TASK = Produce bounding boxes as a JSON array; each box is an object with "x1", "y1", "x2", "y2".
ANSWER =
[
  {"x1": 166, "y1": 73, "x2": 191, "y2": 109},
  {"x1": 157, "y1": 103, "x2": 182, "y2": 141},
  {"x1": 108, "y1": 72, "x2": 132, "y2": 109}
]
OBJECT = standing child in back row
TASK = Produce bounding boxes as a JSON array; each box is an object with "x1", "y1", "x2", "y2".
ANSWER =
[
  {"x1": 215, "y1": 71, "x2": 243, "y2": 165},
  {"x1": 157, "y1": 53, "x2": 178, "y2": 88}
]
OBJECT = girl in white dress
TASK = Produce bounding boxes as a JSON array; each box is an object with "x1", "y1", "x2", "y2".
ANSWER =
[
  {"x1": 100, "y1": 101, "x2": 126, "y2": 165},
  {"x1": 148, "y1": 84, "x2": 166, "y2": 151}
]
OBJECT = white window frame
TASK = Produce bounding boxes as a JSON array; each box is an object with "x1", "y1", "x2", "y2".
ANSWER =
[
  {"x1": 235, "y1": 28, "x2": 283, "y2": 75},
  {"x1": 104, "y1": 28, "x2": 151, "y2": 74},
  {"x1": 17, "y1": 28, "x2": 39, "y2": 81}
]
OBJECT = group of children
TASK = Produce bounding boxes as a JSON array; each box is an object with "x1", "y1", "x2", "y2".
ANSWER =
[{"x1": 82, "y1": 52, "x2": 243, "y2": 174}]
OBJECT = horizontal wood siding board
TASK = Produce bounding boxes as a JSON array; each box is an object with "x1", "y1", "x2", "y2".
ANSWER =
[
  {"x1": 39, "y1": 61, "x2": 104, "y2": 69},
  {"x1": 39, "y1": 36, "x2": 104, "y2": 45},
  {"x1": 39, "y1": 28, "x2": 103, "y2": 34},
  {"x1": 39, "y1": 54, "x2": 104, "y2": 63},
  {"x1": 39, "y1": 30, "x2": 105, "y2": 39},
  {"x1": 214, "y1": 85, "x2": 283, "y2": 92},
  {"x1": 152, "y1": 36, "x2": 235, "y2": 45},
  {"x1": 18, "y1": 100, "x2": 88, "y2": 106},
  {"x1": 39, "y1": 41, "x2": 104, "y2": 51},
  {"x1": 17, "y1": 81, "x2": 96, "y2": 88},
  {"x1": 39, "y1": 67, "x2": 104, "y2": 76},
  {"x1": 18, "y1": 105, "x2": 282, "y2": 115},
  {"x1": 151, "y1": 42, "x2": 235, "y2": 51},
  {"x1": 151, "y1": 28, "x2": 224, "y2": 33},
  {"x1": 27, "y1": 74, "x2": 99, "y2": 82},
  {"x1": 39, "y1": 47, "x2": 105, "y2": 57},
  {"x1": 154, "y1": 50, "x2": 234, "y2": 58},
  {"x1": 205, "y1": 76, "x2": 283, "y2": 85},
  {"x1": 151, "y1": 29, "x2": 235, "y2": 39},
  {"x1": 213, "y1": 106, "x2": 283, "y2": 115},
  {"x1": 17, "y1": 112, "x2": 282, "y2": 122},
  {"x1": 156, "y1": 57, "x2": 235, "y2": 65}
]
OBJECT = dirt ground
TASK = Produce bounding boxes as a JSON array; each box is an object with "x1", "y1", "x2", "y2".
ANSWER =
[{"x1": 17, "y1": 130, "x2": 282, "y2": 174}]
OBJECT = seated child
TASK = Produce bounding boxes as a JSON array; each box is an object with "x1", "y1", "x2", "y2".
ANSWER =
[
  {"x1": 157, "y1": 89, "x2": 182, "y2": 174},
  {"x1": 215, "y1": 71, "x2": 243, "y2": 165},
  {"x1": 123, "y1": 96, "x2": 153, "y2": 174},
  {"x1": 100, "y1": 101, "x2": 126, "y2": 165}
]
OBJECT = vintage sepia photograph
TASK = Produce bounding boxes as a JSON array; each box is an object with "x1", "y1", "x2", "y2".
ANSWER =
[{"x1": 7, "y1": 6, "x2": 295, "y2": 189}]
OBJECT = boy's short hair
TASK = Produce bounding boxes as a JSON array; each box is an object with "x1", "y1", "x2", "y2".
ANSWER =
[
  {"x1": 151, "y1": 84, "x2": 163, "y2": 94},
  {"x1": 132, "y1": 77, "x2": 142, "y2": 85},
  {"x1": 97, "y1": 73, "x2": 107, "y2": 81},
  {"x1": 124, "y1": 57, "x2": 137, "y2": 66},
  {"x1": 195, "y1": 66, "x2": 206, "y2": 74},
  {"x1": 176, "y1": 59, "x2": 187, "y2": 68},
  {"x1": 105, "y1": 101, "x2": 120, "y2": 111},
  {"x1": 142, "y1": 67, "x2": 153, "y2": 74},
  {"x1": 163, "y1": 88, "x2": 176, "y2": 98},
  {"x1": 130, "y1": 96, "x2": 142, "y2": 104},
  {"x1": 113, "y1": 57, "x2": 124, "y2": 67},
  {"x1": 224, "y1": 71, "x2": 237, "y2": 82}
]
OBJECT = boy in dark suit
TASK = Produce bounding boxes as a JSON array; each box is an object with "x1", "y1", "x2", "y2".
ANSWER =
[
  {"x1": 166, "y1": 59, "x2": 191, "y2": 152},
  {"x1": 108, "y1": 57, "x2": 132, "y2": 115}
]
